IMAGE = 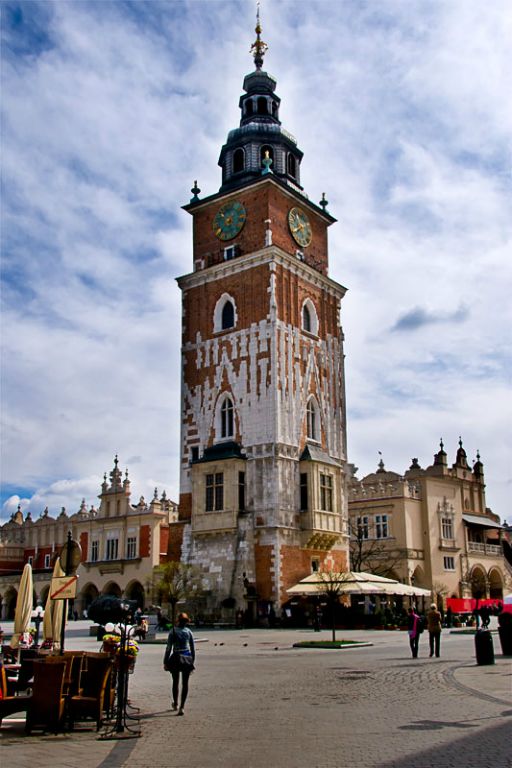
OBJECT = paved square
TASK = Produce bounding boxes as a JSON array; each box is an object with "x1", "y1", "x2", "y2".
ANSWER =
[{"x1": 1, "y1": 625, "x2": 511, "y2": 768}]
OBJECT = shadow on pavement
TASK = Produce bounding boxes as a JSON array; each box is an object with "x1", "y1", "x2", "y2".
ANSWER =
[{"x1": 379, "y1": 718, "x2": 512, "y2": 768}]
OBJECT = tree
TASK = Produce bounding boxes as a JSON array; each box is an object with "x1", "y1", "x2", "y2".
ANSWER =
[
  {"x1": 152, "y1": 562, "x2": 204, "y2": 626},
  {"x1": 315, "y1": 570, "x2": 352, "y2": 643},
  {"x1": 349, "y1": 518, "x2": 408, "y2": 578}
]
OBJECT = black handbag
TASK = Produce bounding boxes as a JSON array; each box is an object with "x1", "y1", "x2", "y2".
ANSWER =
[{"x1": 164, "y1": 629, "x2": 195, "y2": 672}]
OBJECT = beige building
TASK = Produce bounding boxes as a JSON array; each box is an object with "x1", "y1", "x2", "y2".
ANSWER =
[
  {"x1": 348, "y1": 440, "x2": 511, "y2": 605},
  {"x1": 0, "y1": 457, "x2": 177, "y2": 619}
]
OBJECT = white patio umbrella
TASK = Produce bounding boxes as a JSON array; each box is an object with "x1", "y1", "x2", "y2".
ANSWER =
[
  {"x1": 43, "y1": 558, "x2": 65, "y2": 646},
  {"x1": 10, "y1": 563, "x2": 34, "y2": 648},
  {"x1": 286, "y1": 570, "x2": 430, "y2": 597}
]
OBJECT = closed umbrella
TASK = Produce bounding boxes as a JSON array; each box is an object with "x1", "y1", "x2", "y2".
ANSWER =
[
  {"x1": 43, "y1": 559, "x2": 65, "y2": 647},
  {"x1": 10, "y1": 563, "x2": 34, "y2": 648}
]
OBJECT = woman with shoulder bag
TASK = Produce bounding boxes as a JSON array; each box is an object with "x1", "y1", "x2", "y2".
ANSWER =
[{"x1": 163, "y1": 612, "x2": 195, "y2": 715}]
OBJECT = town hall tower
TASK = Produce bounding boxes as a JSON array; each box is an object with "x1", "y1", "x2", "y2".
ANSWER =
[{"x1": 175, "y1": 15, "x2": 349, "y2": 619}]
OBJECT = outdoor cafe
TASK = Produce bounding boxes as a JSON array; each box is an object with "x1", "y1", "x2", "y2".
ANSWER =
[{"x1": 0, "y1": 541, "x2": 141, "y2": 737}]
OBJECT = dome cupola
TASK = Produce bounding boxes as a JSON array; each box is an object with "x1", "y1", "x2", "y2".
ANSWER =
[{"x1": 218, "y1": 9, "x2": 304, "y2": 194}]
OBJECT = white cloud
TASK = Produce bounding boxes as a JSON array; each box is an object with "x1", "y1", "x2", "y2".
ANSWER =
[{"x1": 1, "y1": 1, "x2": 511, "y2": 525}]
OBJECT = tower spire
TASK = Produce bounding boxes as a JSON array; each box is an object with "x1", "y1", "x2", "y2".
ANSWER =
[{"x1": 251, "y1": 2, "x2": 268, "y2": 70}]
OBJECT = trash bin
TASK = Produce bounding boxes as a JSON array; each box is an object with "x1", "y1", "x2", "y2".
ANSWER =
[{"x1": 475, "y1": 627, "x2": 495, "y2": 665}]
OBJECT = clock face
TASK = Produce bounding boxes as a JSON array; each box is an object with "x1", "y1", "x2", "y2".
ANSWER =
[
  {"x1": 288, "y1": 207, "x2": 312, "y2": 248},
  {"x1": 213, "y1": 200, "x2": 246, "y2": 241}
]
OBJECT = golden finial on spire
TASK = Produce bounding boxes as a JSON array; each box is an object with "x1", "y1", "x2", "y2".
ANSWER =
[{"x1": 250, "y1": 2, "x2": 268, "y2": 70}]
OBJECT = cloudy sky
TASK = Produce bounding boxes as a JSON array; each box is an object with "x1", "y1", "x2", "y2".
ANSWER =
[{"x1": 1, "y1": 0, "x2": 511, "y2": 524}]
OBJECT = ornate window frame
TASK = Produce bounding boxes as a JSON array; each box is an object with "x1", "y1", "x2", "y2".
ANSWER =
[{"x1": 213, "y1": 292, "x2": 238, "y2": 333}]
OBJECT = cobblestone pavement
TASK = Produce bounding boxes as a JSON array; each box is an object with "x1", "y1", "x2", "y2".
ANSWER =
[{"x1": 1, "y1": 624, "x2": 511, "y2": 768}]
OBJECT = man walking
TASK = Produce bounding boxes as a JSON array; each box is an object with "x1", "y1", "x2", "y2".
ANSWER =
[{"x1": 427, "y1": 602, "x2": 442, "y2": 658}]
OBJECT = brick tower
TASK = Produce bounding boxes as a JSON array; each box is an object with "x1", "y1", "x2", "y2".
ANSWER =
[{"x1": 175, "y1": 15, "x2": 349, "y2": 620}]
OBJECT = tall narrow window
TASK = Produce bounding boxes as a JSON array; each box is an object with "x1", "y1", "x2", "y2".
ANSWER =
[
  {"x1": 206, "y1": 473, "x2": 224, "y2": 512},
  {"x1": 442, "y1": 518, "x2": 453, "y2": 539},
  {"x1": 300, "y1": 473, "x2": 308, "y2": 511},
  {"x1": 238, "y1": 471, "x2": 246, "y2": 512},
  {"x1": 320, "y1": 474, "x2": 333, "y2": 512},
  {"x1": 303, "y1": 304, "x2": 311, "y2": 332},
  {"x1": 356, "y1": 516, "x2": 369, "y2": 539},
  {"x1": 126, "y1": 536, "x2": 137, "y2": 559},
  {"x1": 221, "y1": 397, "x2": 234, "y2": 438},
  {"x1": 375, "y1": 515, "x2": 388, "y2": 539},
  {"x1": 233, "y1": 148, "x2": 244, "y2": 173},
  {"x1": 287, "y1": 154, "x2": 296, "y2": 178},
  {"x1": 245, "y1": 99, "x2": 254, "y2": 116},
  {"x1": 91, "y1": 540, "x2": 99, "y2": 562},
  {"x1": 221, "y1": 300, "x2": 235, "y2": 330},
  {"x1": 302, "y1": 300, "x2": 318, "y2": 335},
  {"x1": 44, "y1": 553, "x2": 51, "y2": 568},
  {"x1": 106, "y1": 538, "x2": 119, "y2": 560},
  {"x1": 306, "y1": 398, "x2": 319, "y2": 441}
]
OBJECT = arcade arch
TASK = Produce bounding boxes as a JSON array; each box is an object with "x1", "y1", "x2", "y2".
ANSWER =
[{"x1": 125, "y1": 580, "x2": 145, "y2": 608}]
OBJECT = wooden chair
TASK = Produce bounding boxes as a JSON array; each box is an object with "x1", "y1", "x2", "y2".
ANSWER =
[
  {"x1": 62, "y1": 652, "x2": 84, "y2": 698},
  {"x1": 0, "y1": 663, "x2": 31, "y2": 727},
  {"x1": 69, "y1": 654, "x2": 113, "y2": 731},
  {"x1": 25, "y1": 660, "x2": 66, "y2": 734}
]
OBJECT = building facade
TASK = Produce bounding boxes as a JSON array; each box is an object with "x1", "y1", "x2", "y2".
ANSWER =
[
  {"x1": 348, "y1": 440, "x2": 511, "y2": 604},
  {"x1": 171, "y1": 20, "x2": 349, "y2": 619},
  {"x1": 0, "y1": 457, "x2": 177, "y2": 619}
]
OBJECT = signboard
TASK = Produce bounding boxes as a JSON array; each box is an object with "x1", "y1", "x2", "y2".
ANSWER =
[{"x1": 50, "y1": 575, "x2": 78, "y2": 600}]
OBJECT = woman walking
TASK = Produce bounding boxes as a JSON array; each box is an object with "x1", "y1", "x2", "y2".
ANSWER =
[
  {"x1": 407, "y1": 606, "x2": 420, "y2": 658},
  {"x1": 163, "y1": 612, "x2": 195, "y2": 715}
]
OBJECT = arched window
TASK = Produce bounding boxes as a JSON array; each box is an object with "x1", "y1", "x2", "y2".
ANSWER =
[
  {"x1": 287, "y1": 154, "x2": 296, "y2": 178},
  {"x1": 245, "y1": 99, "x2": 254, "y2": 116},
  {"x1": 272, "y1": 101, "x2": 278, "y2": 118},
  {"x1": 301, "y1": 299, "x2": 319, "y2": 335},
  {"x1": 257, "y1": 97, "x2": 268, "y2": 115},
  {"x1": 213, "y1": 293, "x2": 237, "y2": 333},
  {"x1": 221, "y1": 300, "x2": 235, "y2": 330},
  {"x1": 220, "y1": 397, "x2": 234, "y2": 438},
  {"x1": 303, "y1": 304, "x2": 311, "y2": 333},
  {"x1": 306, "y1": 397, "x2": 319, "y2": 441},
  {"x1": 233, "y1": 148, "x2": 244, "y2": 174}
]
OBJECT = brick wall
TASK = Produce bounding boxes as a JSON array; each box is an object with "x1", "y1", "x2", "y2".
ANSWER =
[{"x1": 190, "y1": 179, "x2": 330, "y2": 275}]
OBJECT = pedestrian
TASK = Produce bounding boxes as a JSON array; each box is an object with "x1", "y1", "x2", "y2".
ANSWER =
[
  {"x1": 407, "y1": 606, "x2": 420, "y2": 658},
  {"x1": 426, "y1": 602, "x2": 442, "y2": 657},
  {"x1": 163, "y1": 612, "x2": 195, "y2": 716}
]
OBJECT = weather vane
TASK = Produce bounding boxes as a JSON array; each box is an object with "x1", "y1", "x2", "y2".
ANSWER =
[{"x1": 251, "y1": 2, "x2": 268, "y2": 70}]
